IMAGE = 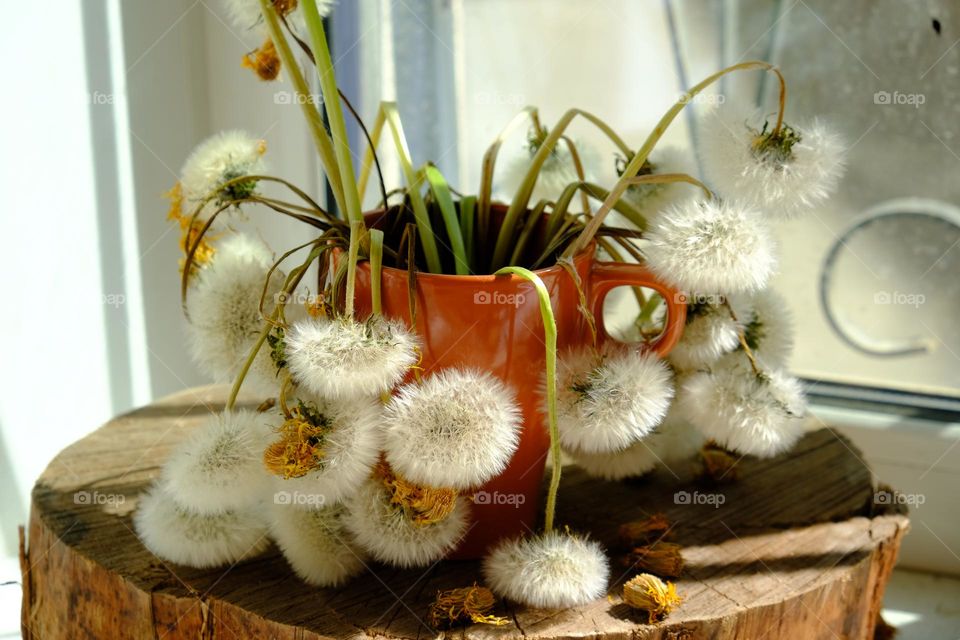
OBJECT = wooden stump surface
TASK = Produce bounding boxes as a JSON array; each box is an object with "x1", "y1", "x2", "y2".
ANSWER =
[{"x1": 22, "y1": 386, "x2": 909, "y2": 639}]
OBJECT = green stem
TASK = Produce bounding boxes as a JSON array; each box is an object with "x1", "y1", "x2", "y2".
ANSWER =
[
  {"x1": 226, "y1": 245, "x2": 321, "y2": 409},
  {"x1": 494, "y1": 266, "x2": 560, "y2": 533},
  {"x1": 422, "y1": 165, "x2": 470, "y2": 275},
  {"x1": 345, "y1": 220, "x2": 363, "y2": 319},
  {"x1": 565, "y1": 61, "x2": 781, "y2": 258},
  {"x1": 300, "y1": 0, "x2": 364, "y2": 228},
  {"x1": 257, "y1": 0, "x2": 345, "y2": 217},
  {"x1": 370, "y1": 228, "x2": 384, "y2": 315}
]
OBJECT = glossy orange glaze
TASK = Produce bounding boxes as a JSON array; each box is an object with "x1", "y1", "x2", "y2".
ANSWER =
[{"x1": 352, "y1": 215, "x2": 685, "y2": 558}]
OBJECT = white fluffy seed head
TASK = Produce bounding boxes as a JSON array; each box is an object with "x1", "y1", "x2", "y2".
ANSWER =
[
  {"x1": 268, "y1": 502, "x2": 365, "y2": 586},
  {"x1": 343, "y1": 477, "x2": 469, "y2": 568},
  {"x1": 699, "y1": 103, "x2": 846, "y2": 218},
  {"x1": 483, "y1": 531, "x2": 609, "y2": 609},
  {"x1": 222, "y1": 0, "x2": 336, "y2": 37},
  {"x1": 644, "y1": 198, "x2": 777, "y2": 295},
  {"x1": 186, "y1": 239, "x2": 285, "y2": 395},
  {"x1": 384, "y1": 368, "x2": 521, "y2": 489},
  {"x1": 668, "y1": 295, "x2": 751, "y2": 371},
  {"x1": 497, "y1": 137, "x2": 599, "y2": 210},
  {"x1": 185, "y1": 234, "x2": 284, "y2": 396},
  {"x1": 286, "y1": 316, "x2": 419, "y2": 400},
  {"x1": 134, "y1": 486, "x2": 269, "y2": 568},
  {"x1": 180, "y1": 131, "x2": 267, "y2": 227},
  {"x1": 678, "y1": 356, "x2": 807, "y2": 458},
  {"x1": 161, "y1": 410, "x2": 275, "y2": 514},
  {"x1": 269, "y1": 392, "x2": 383, "y2": 506},
  {"x1": 553, "y1": 347, "x2": 674, "y2": 455},
  {"x1": 570, "y1": 406, "x2": 704, "y2": 480},
  {"x1": 743, "y1": 288, "x2": 794, "y2": 367}
]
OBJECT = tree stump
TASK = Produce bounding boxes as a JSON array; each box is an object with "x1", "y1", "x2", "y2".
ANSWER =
[{"x1": 22, "y1": 386, "x2": 908, "y2": 639}]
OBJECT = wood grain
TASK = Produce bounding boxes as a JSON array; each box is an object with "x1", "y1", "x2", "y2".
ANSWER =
[{"x1": 22, "y1": 386, "x2": 909, "y2": 639}]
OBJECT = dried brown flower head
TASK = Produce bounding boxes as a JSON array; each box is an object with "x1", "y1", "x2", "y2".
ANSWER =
[
  {"x1": 622, "y1": 541, "x2": 684, "y2": 578},
  {"x1": 427, "y1": 584, "x2": 508, "y2": 629},
  {"x1": 242, "y1": 38, "x2": 281, "y2": 81},
  {"x1": 375, "y1": 461, "x2": 458, "y2": 526},
  {"x1": 618, "y1": 513, "x2": 671, "y2": 547},
  {"x1": 622, "y1": 573, "x2": 683, "y2": 623},
  {"x1": 700, "y1": 440, "x2": 739, "y2": 482}
]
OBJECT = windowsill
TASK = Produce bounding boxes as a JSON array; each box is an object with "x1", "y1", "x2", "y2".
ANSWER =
[{"x1": 809, "y1": 401, "x2": 960, "y2": 576}]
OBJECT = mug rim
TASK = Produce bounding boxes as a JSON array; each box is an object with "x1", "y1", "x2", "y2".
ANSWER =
[{"x1": 359, "y1": 206, "x2": 596, "y2": 283}]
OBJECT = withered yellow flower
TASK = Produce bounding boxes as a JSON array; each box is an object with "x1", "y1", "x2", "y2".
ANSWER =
[
  {"x1": 427, "y1": 584, "x2": 509, "y2": 629},
  {"x1": 242, "y1": 38, "x2": 281, "y2": 81},
  {"x1": 622, "y1": 573, "x2": 682, "y2": 623},
  {"x1": 375, "y1": 460, "x2": 458, "y2": 526},
  {"x1": 264, "y1": 403, "x2": 331, "y2": 479},
  {"x1": 166, "y1": 181, "x2": 216, "y2": 279}
]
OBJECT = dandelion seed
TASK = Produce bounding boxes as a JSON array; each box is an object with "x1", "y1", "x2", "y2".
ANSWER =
[
  {"x1": 644, "y1": 198, "x2": 777, "y2": 295},
  {"x1": 268, "y1": 501, "x2": 365, "y2": 586},
  {"x1": 699, "y1": 102, "x2": 846, "y2": 218},
  {"x1": 679, "y1": 356, "x2": 807, "y2": 458},
  {"x1": 286, "y1": 316, "x2": 418, "y2": 400},
  {"x1": 384, "y1": 368, "x2": 521, "y2": 490},
  {"x1": 483, "y1": 531, "x2": 609, "y2": 609},
  {"x1": 554, "y1": 347, "x2": 674, "y2": 455},
  {"x1": 134, "y1": 486, "x2": 269, "y2": 568}
]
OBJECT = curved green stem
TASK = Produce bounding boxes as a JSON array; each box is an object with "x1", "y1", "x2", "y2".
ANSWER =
[
  {"x1": 478, "y1": 107, "x2": 539, "y2": 251},
  {"x1": 301, "y1": 0, "x2": 364, "y2": 227},
  {"x1": 494, "y1": 266, "x2": 560, "y2": 533},
  {"x1": 565, "y1": 61, "x2": 782, "y2": 258},
  {"x1": 257, "y1": 0, "x2": 345, "y2": 216}
]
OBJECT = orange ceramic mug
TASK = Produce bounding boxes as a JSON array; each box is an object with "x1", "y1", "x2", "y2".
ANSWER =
[{"x1": 352, "y1": 211, "x2": 685, "y2": 559}]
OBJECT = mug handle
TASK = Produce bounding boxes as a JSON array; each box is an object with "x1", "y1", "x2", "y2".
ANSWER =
[{"x1": 587, "y1": 262, "x2": 686, "y2": 356}]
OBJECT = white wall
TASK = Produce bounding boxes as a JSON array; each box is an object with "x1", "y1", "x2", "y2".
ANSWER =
[{"x1": 0, "y1": 0, "x2": 113, "y2": 555}]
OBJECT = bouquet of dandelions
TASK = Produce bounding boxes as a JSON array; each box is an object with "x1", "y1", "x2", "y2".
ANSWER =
[{"x1": 133, "y1": 0, "x2": 845, "y2": 619}]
